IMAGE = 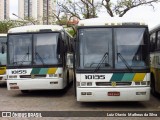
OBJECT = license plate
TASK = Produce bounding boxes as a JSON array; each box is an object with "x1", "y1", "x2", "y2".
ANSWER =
[{"x1": 108, "y1": 92, "x2": 120, "y2": 96}]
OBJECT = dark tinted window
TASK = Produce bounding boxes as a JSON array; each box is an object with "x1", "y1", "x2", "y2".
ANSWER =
[
  {"x1": 150, "y1": 33, "x2": 156, "y2": 52},
  {"x1": 157, "y1": 31, "x2": 160, "y2": 50}
]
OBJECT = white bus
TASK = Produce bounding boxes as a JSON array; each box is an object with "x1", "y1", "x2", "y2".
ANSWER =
[
  {"x1": 74, "y1": 18, "x2": 150, "y2": 102},
  {"x1": 7, "y1": 25, "x2": 73, "y2": 93},
  {"x1": 150, "y1": 24, "x2": 160, "y2": 96},
  {"x1": 0, "y1": 34, "x2": 7, "y2": 82}
]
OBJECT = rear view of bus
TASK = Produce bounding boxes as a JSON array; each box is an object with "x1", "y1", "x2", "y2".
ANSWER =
[
  {"x1": 74, "y1": 18, "x2": 150, "y2": 102},
  {"x1": 0, "y1": 34, "x2": 7, "y2": 82},
  {"x1": 7, "y1": 25, "x2": 73, "y2": 93}
]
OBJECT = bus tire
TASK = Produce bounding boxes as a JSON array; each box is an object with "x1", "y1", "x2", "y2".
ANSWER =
[
  {"x1": 151, "y1": 74, "x2": 157, "y2": 96},
  {"x1": 67, "y1": 69, "x2": 69, "y2": 85},
  {"x1": 21, "y1": 90, "x2": 29, "y2": 94},
  {"x1": 73, "y1": 71, "x2": 77, "y2": 97}
]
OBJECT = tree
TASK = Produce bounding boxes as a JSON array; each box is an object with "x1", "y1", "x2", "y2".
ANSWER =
[
  {"x1": 24, "y1": 17, "x2": 38, "y2": 25},
  {"x1": 53, "y1": 0, "x2": 101, "y2": 36},
  {"x1": 57, "y1": 0, "x2": 101, "y2": 19},
  {"x1": 102, "y1": 0, "x2": 160, "y2": 17},
  {"x1": 0, "y1": 20, "x2": 30, "y2": 33},
  {"x1": 0, "y1": 20, "x2": 16, "y2": 33}
]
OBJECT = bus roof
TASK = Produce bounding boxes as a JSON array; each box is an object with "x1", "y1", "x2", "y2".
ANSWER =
[
  {"x1": 0, "y1": 34, "x2": 7, "y2": 37},
  {"x1": 78, "y1": 17, "x2": 146, "y2": 26},
  {"x1": 8, "y1": 25, "x2": 64, "y2": 33},
  {"x1": 149, "y1": 24, "x2": 160, "y2": 33}
]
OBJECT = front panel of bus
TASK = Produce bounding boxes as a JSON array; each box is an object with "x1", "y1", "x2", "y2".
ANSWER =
[
  {"x1": 0, "y1": 36, "x2": 7, "y2": 81},
  {"x1": 7, "y1": 32, "x2": 68, "y2": 90},
  {"x1": 74, "y1": 25, "x2": 150, "y2": 101}
]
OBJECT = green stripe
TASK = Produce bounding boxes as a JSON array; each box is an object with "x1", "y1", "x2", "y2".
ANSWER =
[
  {"x1": 31, "y1": 68, "x2": 41, "y2": 74},
  {"x1": 121, "y1": 73, "x2": 135, "y2": 82},
  {"x1": 39, "y1": 68, "x2": 48, "y2": 74},
  {"x1": 110, "y1": 73, "x2": 124, "y2": 81}
]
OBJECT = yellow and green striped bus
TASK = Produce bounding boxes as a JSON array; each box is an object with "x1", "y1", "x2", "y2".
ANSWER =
[
  {"x1": 74, "y1": 18, "x2": 150, "y2": 102},
  {"x1": 7, "y1": 25, "x2": 73, "y2": 93},
  {"x1": 0, "y1": 34, "x2": 7, "y2": 83},
  {"x1": 150, "y1": 24, "x2": 160, "y2": 96}
]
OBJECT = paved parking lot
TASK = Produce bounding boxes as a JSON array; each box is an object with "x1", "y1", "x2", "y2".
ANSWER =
[{"x1": 0, "y1": 82, "x2": 160, "y2": 120}]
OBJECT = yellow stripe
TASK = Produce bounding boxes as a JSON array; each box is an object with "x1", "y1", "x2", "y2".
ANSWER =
[
  {"x1": 133, "y1": 73, "x2": 146, "y2": 82},
  {"x1": 47, "y1": 68, "x2": 57, "y2": 74},
  {"x1": 0, "y1": 67, "x2": 6, "y2": 75}
]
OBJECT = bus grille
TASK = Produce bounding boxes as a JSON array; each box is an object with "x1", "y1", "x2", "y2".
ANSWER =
[
  {"x1": 20, "y1": 75, "x2": 46, "y2": 78},
  {"x1": 96, "y1": 82, "x2": 132, "y2": 86}
]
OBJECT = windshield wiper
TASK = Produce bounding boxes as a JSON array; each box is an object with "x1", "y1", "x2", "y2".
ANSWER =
[
  {"x1": 12, "y1": 53, "x2": 30, "y2": 66},
  {"x1": 19, "y1": 46, "x2": 30, "y2": 66},
  {"x1": 35, "y1": 52, "x2": 45, "y2": 65},
  {"x1": 94, "y1": 52, "x2": 109, "y2": 72},
  {"x1": 117, "y1": 53, "x2": 133, "y2": 72}
]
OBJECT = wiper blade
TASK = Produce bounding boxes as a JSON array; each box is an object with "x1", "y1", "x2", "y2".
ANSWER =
[
  {"x1": 117, "y1": 53, "x2": 133, "y2": 72},
  {"x1": 19, "y1": 46, "x2": 30, "y2": 66},
  {"x1": 94, "y1": 52, "x2": 109, "y2": 72},
  {"x1": 12, "y1": 53, "x2": 30, "y2": 66},
  {"x1": 35, "y1": 52, "x2": 45, "y2": 65}
]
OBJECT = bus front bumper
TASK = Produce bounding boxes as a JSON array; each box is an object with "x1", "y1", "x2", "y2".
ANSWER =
[
  {"x1": 77, "y1": 87, "x2": 150, "y2": 102},
  {"x1": 7, "y1": 78, "x2": 65, "y2": 90}
]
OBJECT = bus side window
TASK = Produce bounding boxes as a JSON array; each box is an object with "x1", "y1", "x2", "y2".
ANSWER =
[
  {"x1": 157, "y1": 31, "x2": 160, "y2": 50},
  {"x1": 150, "y1": 32, "x2": 156, "y2": 52}
]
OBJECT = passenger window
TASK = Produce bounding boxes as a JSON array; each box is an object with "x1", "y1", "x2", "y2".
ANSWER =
[
  {"x1": 150, "y1": 33, "x2": 156, "y2": 52},
  {"x1": 157, "y1": 31, "x2": 160, "y2": 50}
]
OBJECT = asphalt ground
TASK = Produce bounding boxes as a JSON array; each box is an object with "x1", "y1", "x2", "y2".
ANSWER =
[{"x1": 0, "y1": 82, "x2": 160, "y2": 120}]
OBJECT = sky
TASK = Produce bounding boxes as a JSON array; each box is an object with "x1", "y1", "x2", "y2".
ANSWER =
[
  {"x1": 10, "y1": 0, "x2": 18, "y2": 19},
  {"x1": 10, "y1": 0, "x2": 160, "y2": 29}
]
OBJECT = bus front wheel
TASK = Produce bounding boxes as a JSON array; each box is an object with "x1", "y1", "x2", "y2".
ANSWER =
[{"x1": 151, "y1": 74, "x2": 157, "y2": 96}]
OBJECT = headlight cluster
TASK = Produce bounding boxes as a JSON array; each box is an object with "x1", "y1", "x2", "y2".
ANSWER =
[
  {"x1": 8, "y1": 75, "x2": 17, "y2": 78},
  {"x1": 135, "y1": 81, "x2": 150, "y2": 86},
  {"x1": 81, "y1": 82, "x2": 92, "y2": 86},
  {"x1": 49, "y1": 74, "x2": 62, "y2": 78}
]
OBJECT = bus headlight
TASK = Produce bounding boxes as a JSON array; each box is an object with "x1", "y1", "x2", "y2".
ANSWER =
[
  {"x1": 49, "y1": 74, "x2": 62, "y2": 78},
  {"x1": 87, "y1": 82, "x2": 92, "y2": 86},
  {"x1": 9, "y1": 75, "x2": 17, "y2": 78},
  {"x1": 54, "y1": 74, "x2": 58, "y2": 77},
  {"x1": 136, "y1": 92, "x2": 146, "y2": 95},
  {"x1": 81, "y1": 82, "x2": 86, "y2": 86},
  {"x1": 49, "y1": 74, "x2": 54, "y2": 77},
  {"x1": 141, "y1": 81, "x2": 147, "y2": 85},
  {"x1": 135, "y1": 81, "x2": 149, "y2": 86},
  {"x1": 135, "y1": 82, "x2": 140, "y2": 85}
]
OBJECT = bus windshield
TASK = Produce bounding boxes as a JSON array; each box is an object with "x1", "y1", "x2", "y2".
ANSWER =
[
  {"x1": 115, "y1": 28, "x2": 148, "y2": 69},
  {"x1": 0, "y1": 36, "x2": 7, "y2": 65},
  {"x1": 79, "y1": 27, "x2": 149, "y2": 70},
  {"x1": 79, "y1": 28, "x2": 113, "y2": 69},
  {"x1": 8, "y1": 33, "x2": 60, "y2": 66},
  {"x1": 33, "y1": 33, "x2": 59, "y2": 65}
]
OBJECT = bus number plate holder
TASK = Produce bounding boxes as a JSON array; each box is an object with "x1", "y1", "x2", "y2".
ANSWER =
[{"x1": 108, "y1": 92, "x2": 120, "y2": 96}]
